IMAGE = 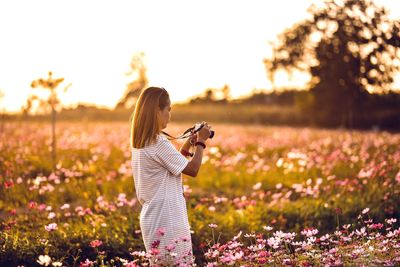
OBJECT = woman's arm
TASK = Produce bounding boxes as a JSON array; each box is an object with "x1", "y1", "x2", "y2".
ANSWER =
[
  {"x1": 182, "y1": 122, "x2": 211, "y2": 177},
  {"x1": 182, "y1": 138, "x2": 205, "y2": 177},
  {"x1": 179, "y1": 136, "x2": 194, "y2": 157}
]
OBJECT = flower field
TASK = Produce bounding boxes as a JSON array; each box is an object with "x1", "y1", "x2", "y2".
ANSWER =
[{"x1": 1, "y1": 121, "x2": 399, "y2": 266}]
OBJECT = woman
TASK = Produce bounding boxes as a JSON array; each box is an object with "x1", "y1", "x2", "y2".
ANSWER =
[{"x1": 130, "y1": 87, "x2": 211, "y2": 266}]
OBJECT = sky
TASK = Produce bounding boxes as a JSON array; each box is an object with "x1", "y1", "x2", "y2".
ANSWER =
[{"x1": 0, "y1": 0, "x2": 399, "y2": 113}]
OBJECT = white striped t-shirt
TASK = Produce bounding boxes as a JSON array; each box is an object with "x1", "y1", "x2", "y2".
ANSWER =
[{"x1": 131, "y1": 134, "x2": 194, "y2": 264}]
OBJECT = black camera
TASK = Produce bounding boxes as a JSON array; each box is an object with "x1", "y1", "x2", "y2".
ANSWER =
[{"x1": 193, "y1": 122, "x2": 215, "y2": 139}]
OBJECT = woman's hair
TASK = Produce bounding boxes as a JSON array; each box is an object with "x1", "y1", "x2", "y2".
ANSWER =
[{"x1": 130, "y1": 87, "x2": 170, "y2": 148}]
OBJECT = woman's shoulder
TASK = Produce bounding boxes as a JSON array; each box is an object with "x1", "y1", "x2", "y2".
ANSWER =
[
  {"x1": 131, "y1": 134, "x2": 167, "y2": 151},
  {"x1": 157, "y1": 134, "x2": 168, "y2": 142}
]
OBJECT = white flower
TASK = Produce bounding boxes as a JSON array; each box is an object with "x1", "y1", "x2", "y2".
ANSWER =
[
  {"x1": 209, "y1": 147, "x2": 219, "y2": 155},
  {"x1": 130, "y1": 251, "x2": 146, "y2": 257},
  {"x1": 362, "y1": 208, "x2": 370, "y2": 214},
  {"x1": 263, "y1": 226, "x2": 273, "y2": 231},
  {"x1": 45, "y1": 223, "x2": 58, "y2": 232},
  {"x1": 60, "y1": 203, "x2": 70, "y2": 210},
  {"x1": 118, "y1": 258, "x2": 128, "y2": 264},
  {"x1": 276, "y1": 158, "x2": 284, "y2": 167},
  {"x1": 386, "y1": 218, "x2": 397, "y2": 224},
  {"x1": 252, "y1": 182, "x2": 262, "y2": 190},
  {"x1": 37, "y1": 255, "x2": 51, "y2": 266},
  {"x1": 233, "y1": 231, "x2": 242, "y2": 240},
  {"x1": 52, "y1": 262, "x2": 62, "y2": 267}
]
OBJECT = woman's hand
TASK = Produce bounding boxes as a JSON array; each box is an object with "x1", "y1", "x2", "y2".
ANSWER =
[
  {"x1": 197, "y1": 122, "x2": 211, "y2": 142},
  {"x1": 189, "y1": 133, "x2": 198, "y2": 145}
]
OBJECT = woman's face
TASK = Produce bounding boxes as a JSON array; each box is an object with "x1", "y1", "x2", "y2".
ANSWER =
[{"x1": 158, "y1": 101, "x2": 171, "y2": 130}]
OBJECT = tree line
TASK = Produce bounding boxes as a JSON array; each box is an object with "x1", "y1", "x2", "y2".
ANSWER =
[{"x1": 5, "y1": 0, "x2": 400, "y2": 131}]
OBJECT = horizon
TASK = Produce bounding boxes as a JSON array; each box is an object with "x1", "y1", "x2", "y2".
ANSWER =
[{"x1": 0, "y1": 0, "x2": 400, "y2": 113}]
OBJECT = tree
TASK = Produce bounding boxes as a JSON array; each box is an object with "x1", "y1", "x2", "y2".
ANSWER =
[
  {"x1": 31, "y1": 72, "x2": 71, "y2": 169},
  {"x1": 221, "y1": 84, "x2": 231, "y2": 102},
  {"x1": 265, "y1": 0, "x2": 400, "y2": 127},
  {"x1": 188, "y1": 85, "x2": 231, "y2": 104},
  {"x1": 115, "y1": 52, "x2": 148, "y2": 109}
]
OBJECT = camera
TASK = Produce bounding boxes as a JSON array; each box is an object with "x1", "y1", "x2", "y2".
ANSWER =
[
  {"x1": 162, "y1": 122, "x2": 214, "y2": 141},
  {"x1": 193, "y1": 122, "x2": 215, "y2": 139}
]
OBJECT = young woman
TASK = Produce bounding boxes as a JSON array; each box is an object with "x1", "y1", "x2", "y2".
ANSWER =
[{"x1": 130, "y1": 87, "x2": 211, "y2": 266}]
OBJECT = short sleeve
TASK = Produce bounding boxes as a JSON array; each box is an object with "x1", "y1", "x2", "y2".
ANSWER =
[{"x1": 154, "y1": 139, "x2": 189, "y2": 176}]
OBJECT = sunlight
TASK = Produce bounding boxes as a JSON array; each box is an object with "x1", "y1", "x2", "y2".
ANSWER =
[{"x1": 0, "y1": 0, "x2": 399, "y2": 112}]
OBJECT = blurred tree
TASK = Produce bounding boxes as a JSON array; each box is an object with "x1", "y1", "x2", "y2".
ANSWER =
[
  {"x1": 189, "y1": 85, "x2": 231, "y2": 104},
  {"x1": 221, "y1": 84, "x2": 231, "y2": 102},
  {"x1": 115, "y1": 52, "x2": 148, "y2": 109},
  {"x1": 21, "y1": 95, "x2": 38, "y2": 116},
  {"x1": 204, "y1": 89, "x2": 215, "y2": 102},
  {"x1": 31, "y1": 72, "x2": 71, "y2": 170},
  {"x1": 265, "y1": 0, "x2": 400, "y2": 127}
]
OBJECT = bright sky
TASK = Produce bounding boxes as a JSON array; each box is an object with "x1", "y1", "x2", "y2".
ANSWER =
[{"x1": 0, "y1": 0, "x2": 399, "y2": 113}]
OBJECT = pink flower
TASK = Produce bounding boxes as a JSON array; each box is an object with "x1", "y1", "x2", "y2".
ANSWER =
[
  {"x1": 44, "y1": 223, "x2": 57, "y2": 232},
  {"x1": 151, "y1": 240, "x2": 160, "y2": 249},
  {"x1": 150, "y1": 248, "x2": 159, "y2": 255},
  {"x1": 4, "y1": 180, "x2": 14, "y2": 188},
  {"x1": 28, "y1": 201, "x2": 38, "y2": 209},
  {"x1": 258, "y1": 257, "x2": 267, "y2": 264},
  {"x1": 301, "y1": 227, "x2": 319, "y2": 237},
  {"x1": 156, "y1": 228, "x2": 166, "y2": 237},
  {"x1": 396, "y1": 171, "x2": 400, "y2": 183},
  {"x1": 165, "y1": 244, "x2": 176, "y2": 252},
  {"x1": 208, "y1": 224, "x2": 218, "y2": 229},
  {"x1": 89, "y1": 239, "x2": 103, "y2": 248},
  {"x1": 180, "y1": 236, "x2": 190, "y2": 242},
  {"x1": 79, "y1": 259, "x2": 95, "y2": 267},
  {"x1": 368, "y1": 223, "x2": 384, "y2": 230}
]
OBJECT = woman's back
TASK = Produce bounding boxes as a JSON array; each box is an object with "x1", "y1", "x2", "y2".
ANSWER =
[{"x1": 131, "y1": 134, "x2": 189, "y2": 205}]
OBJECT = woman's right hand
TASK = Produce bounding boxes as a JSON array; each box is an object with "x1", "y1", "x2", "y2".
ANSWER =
[{"x1": 197, "y1": 122, "x2": 211, "y2": 142}]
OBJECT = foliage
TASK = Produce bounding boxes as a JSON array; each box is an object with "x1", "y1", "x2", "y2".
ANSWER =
[
  {"x1": 265, "y1": 0, "x2": 400, "y2": 127},
  {"x1": 1, "y1": 122, "x2": 399, "y2": 266},
  {"x1": 115, "y1": 52, "x2": 148, "y2": 110}
]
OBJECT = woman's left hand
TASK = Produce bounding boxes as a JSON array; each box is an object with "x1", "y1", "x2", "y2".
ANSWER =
[{"x1": 188, "y1": 133, "x2": 197, "y2": 145}]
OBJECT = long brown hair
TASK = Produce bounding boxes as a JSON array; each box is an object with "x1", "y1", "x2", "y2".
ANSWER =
[{"x1": 130, "y1": 87, "x2": 170, "y2": 148}]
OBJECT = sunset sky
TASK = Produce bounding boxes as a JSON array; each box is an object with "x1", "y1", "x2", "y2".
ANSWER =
[{"x1": 0, "y1": 0, "x2": 399, "y2": 113}]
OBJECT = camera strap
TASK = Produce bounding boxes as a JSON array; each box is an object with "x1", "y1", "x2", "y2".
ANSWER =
[{"x1": 161, "y1": 125, "x2": 198, "y2": 140}]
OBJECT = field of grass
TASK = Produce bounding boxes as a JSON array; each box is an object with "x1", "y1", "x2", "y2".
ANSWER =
[{"x1": 0, "y1": 121, "x2": 399, "y2": 266}]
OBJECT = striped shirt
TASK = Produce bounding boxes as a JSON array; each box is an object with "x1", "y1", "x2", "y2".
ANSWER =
[{"x1": 131, "y1": 134, "x2": 194, "y2": 265}]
